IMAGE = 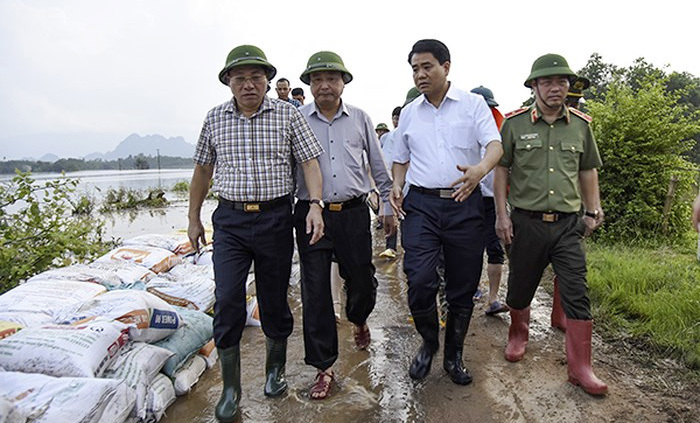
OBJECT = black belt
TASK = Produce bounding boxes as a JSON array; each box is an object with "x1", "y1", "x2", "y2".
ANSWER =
[
  {"x1": 300, "y1": 195, "x2": 365, "y2": 212},
  {"x1": 219, "y1": 195, "x2": 290, "y2": 212},
  {"x1": 410, "y1": 185, "x2": 479, "y2": 199},
  {"x1": 513, "y1": 208, "x2": 575, "y2": 223}
]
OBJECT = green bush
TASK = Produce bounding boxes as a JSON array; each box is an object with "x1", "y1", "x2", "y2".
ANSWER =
[
  {"x1": 0, "y1": 172, "x2": 111, "y2": 293},
  {"x1": 172, "y1": 181, "x2": 189, "y2": 193},
  {"x1": 100, "y1": 187, "x2": 168, "y2": 211},
  {"x1": 589, "y1": 74, "x2": 700, "y2": 241}
]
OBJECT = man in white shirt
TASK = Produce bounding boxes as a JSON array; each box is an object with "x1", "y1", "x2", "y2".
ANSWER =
[{"x1": 390, "y1": 39, "x2": 502, "y2": 386}]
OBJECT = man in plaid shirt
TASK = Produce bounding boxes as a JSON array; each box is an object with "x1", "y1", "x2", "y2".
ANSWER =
[{"x1": 187, "y1": 44, "x2": 324, "y2": 422}]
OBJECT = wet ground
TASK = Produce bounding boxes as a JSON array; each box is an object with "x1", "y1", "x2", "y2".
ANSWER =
[{"x1": 107, "y1": 200, "x2": 699, "y2": 423}]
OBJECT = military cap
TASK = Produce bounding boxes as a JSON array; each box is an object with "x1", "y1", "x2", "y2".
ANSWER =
[
  {"x1": 403, "y1": 87, "x2": 421, "y2": 106},
  {"x1": 218, "y1": 45, "x2": 277, "y2": 85},
  {"x1": 525, "y1": 53, "x2": 577, "y2": 88},
  {"x1": 567, "y1": 76, "x2": 591, "y2": 98},
  {"x1": 375, "y1": 123, "x2": 389, "y2": 132},
  {"x1": 300, "y1": 51, "x2": 353, "y2": 85}
]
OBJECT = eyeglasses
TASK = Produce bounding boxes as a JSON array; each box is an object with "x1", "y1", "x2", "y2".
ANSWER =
[{"x1": 230, "y1": 74, "x2": 267, "y2": 86}]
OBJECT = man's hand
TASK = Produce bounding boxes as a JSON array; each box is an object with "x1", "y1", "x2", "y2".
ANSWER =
[
  {"x1": 582, "y1": 208, "x2": 605, "y2": 237},
  {"x1": 383, "y1": 214, "x2": 397, "y2": 236},
  {"x1": 306, "y1": 205, "x2": 325, "y2": 245},
  {"x1": 451, "y1": 164, "x2": 485, "y2": 202},
  {"x1": 495, "y1": 213, "x2": 513, "y2": 245},
  {"x1": 188, "y1": 218, "x2": 207, "y2": 255},
  {"x1": 389, "y1": 184, "x2": 405, "y2": 218}
]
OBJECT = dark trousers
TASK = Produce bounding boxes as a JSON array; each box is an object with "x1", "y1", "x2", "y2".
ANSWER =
[
  {"x1": 294, "y1": 201, "x2": 377, "y2": 370},
  {"x1": 211, "y1": 202, "x2": 294, "y2": 349},
  {"x1": 506, "y1": 210, "x2": 592, "y2": 320},
  {"x1": 483, "y1": 197, "x2": 505, "y2": 264},
  {"x1": 401, "y1": 188, "x2": 485, "y2": 315}
]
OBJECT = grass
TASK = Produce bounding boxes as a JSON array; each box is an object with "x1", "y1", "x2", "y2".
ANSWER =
[{"x1": 587, "y1": 238, "x2": 700, "y2": 369}]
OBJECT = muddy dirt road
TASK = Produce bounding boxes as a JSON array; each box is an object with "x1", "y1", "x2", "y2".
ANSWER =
[{"x1": 146, "y1": 214, "x2": 698, "y2": 423}]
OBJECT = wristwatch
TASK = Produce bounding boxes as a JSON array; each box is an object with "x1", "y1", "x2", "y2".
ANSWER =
[
  {"x1": 310, "y1": 198, "x2": 325, "y2": 209},
  {"x1": 584, "y1": 209, "x2": 599, "y2": 218}
]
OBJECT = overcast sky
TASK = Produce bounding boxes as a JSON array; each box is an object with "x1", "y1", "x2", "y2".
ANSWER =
[{"x1": 1, "y1": 0, "x2": 698, "y2": 160}]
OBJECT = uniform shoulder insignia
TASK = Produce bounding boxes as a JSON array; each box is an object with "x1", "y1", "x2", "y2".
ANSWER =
[
  {"x1": 569, "y1": 107, "x2": 593, "y2": 123},
  {"x1": 504, "y1": 107, "x2": 529, "y2": 119}
]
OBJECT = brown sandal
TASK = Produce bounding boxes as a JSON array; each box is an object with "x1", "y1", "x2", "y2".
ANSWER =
[
  {"x1": 309, "y1": 370, "x2": 334, "y2": 400},
  {"x1": 353, "y1": 323, "x2": 371, "y2": 350}
]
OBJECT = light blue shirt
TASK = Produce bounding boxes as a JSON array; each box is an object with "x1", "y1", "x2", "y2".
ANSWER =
[{"x1": 296, "y1": 101, "x2": 393, "y2": 213}]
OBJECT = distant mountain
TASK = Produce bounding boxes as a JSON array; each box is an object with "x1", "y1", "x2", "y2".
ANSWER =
[
  {"x1": 100, "y1": 133, "x2": 195, "y2": 160},
  {"x1": 39, "y1": 153, "x2": 59, "y2": 163}
]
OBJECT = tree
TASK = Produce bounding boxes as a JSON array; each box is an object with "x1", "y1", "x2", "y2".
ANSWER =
[
  {"x1": 134, "y1": 154, "x2": 150, "y2": 170},
  {"x1": 589, "y1": 74, "x2": 700, "y2": 241},
  {"x1": 0, "y1": 172, "x2": 111, "y2": 293}
]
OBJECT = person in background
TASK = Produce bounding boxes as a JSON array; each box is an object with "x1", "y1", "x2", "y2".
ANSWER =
[
  {"x1": 565, "y1": 76, "x2": 590, "y2": 110},
  {"x1": 292, "y1": 87, "x2": 306, "y2": 105},
  {"x1": 494, "y1": 53, "x2": 607, "y2": 396},
  {"x1": 470, "y1": 85, "x2": 508, "y2": 316},
  {"x1": 377, "y1": 107, "x2": 404, "y2": 259},
  {"x1": 294, "y1": 50, "x2": 395, "y2": 400},
  {"x1": 188, "y1": 45, "x2": 324, "y2": 421},
  {"x1": 390, "y1": 39, "x2": 502, "y2": 385},
  {"x1": 276, "y1": 77, "x2": 302, "y2": 107},
  {"x1": 375, "y1": 122, "x2": 390, "y2": 142}
]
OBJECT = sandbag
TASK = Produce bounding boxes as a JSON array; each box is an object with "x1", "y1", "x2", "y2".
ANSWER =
[
  {"x1": 0, "y1": 320, "x2": 22, "y2": 340},
  {"x1": 87, "y1": 260, "x2": 156, "y2": 285},
  {"x1": 53, "y1": 290, "x2": 182, "y2": 343},
  {"x1": 27, "y1": 264, "x2": 124, "y2": 290},
  {"x1": 172, "y1": 355, "x2": 207, "y2": 396},
  {"x1": 0, "y1": 279, "x2": 106, "y2": 317},
  {"x1": 146, "y1": 275, "x2": 215, "y2": 312},
  {"x1": 198, "y1": 339, "x2": 218, "y2": 369},
  {"x1": 144, "y1": 374, "x2": 176, "y2": 422},
  {"x1": 0, "y1": 311, "x2": 53, "y2": 329},
  {"x1": 0, "y1": 371, "x2": 135, "y2": 423},
  {"x1": 246, "y1": 295, "x2": 261, "y2": 327},
  {"x1": 102, "y1": 342, "x2": 174, "y2": 420},
  {"x1": 122, "y1": 234, "x2": 195, "y2": 256},
  {"x1": 0, "y1": 319, "x2": 129, "y2": 378},
  {"x1": 95, "y1": 245, "x2": 182, "y2": 274},
  {"x1": 154, "y1": 308, "x2": 213, "y2": 377}
]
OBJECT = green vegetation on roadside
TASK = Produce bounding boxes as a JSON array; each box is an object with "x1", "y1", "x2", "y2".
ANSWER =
[
  {"x1": 587, "y1": 240, "x2": 700, "y2": 369},
  {"x1": 0, "y1": 172, "x2": 113, "y2": 293}
]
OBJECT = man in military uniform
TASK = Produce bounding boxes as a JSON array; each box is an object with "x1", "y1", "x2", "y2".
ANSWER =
[{"x1": 494, "y1": 53, "x2": 607, "y2": 396}]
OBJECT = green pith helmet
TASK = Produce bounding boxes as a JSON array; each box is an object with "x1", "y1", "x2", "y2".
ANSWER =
[
  {"x1": 567, "y1": 76, "x2": 591, "y2": 98},
  {"x1": 524, "y1": 53, "x2": 577, "y2": 88},
  {"x1": 403, "y1": 87, "x2": 421, "y2": 106},
  {"x1": 218, "y1": 45, "x2": 277, "y2": 86},
  {"x1": 376, "y1": 123, "x2": 389, "y2": 132},
  {"x1": 470, "y1": 86, "x2": 498, "y2": 107},
  {"x1": 300, "y1": 51, "x2": 353, "y2": 85}
]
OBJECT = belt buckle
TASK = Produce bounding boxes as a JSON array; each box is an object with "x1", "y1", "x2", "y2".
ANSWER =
[
  {"x1": 328, "y1": 203, "x2": 343, "y2": 212},
  {"x1": 542, "y1": 213, "x2": 557, "y2": 222},
  {"x1": 439, "y1": 189, "x2": 453, "y2": 199},
  {"x1": 244, "y1": 203, "x2": 261, "y2": 212}
]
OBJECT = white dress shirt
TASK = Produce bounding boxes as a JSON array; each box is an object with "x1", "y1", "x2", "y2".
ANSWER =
[{"x1": 393, "y1": 85, "x2": 501, "y2": 189}]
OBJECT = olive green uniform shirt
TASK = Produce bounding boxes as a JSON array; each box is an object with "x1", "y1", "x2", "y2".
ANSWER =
[{"x1": 499, "y1": 104, "x2": 602, "y2": 213}]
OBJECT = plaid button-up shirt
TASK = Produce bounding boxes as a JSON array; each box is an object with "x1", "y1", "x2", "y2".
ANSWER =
[{"x1": 194, "y1": 97, "x2": 323, "y2": 202}]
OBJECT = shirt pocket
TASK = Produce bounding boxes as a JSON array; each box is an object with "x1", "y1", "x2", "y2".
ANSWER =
[
  {"x1": 514, "y1": 138, "x2": 544, "y2": 170},
  {"x1": 559, "y1": 139, "x2": 583, "y2": 172},
  {"x1": 448, "y1": 120, "x2": 477, "y2": 150},
  {"x1": 343, "y1": 137, "x2": 365, "y2": 169}
]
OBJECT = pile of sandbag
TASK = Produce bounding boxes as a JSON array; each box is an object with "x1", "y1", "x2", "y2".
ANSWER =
[{"x1": 0, "y1": 234, "x2": 238, "y2": 423}]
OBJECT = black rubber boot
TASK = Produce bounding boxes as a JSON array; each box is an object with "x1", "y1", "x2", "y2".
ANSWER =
[
  {"x1": 409, "y1": 308, "x2": 439, "y2": 380},
  {"x1": 443, "y1": 309, "x2": 473, "y2": 385},
  {"x1": 215, "y1": 346, "x2": 241, "y2": 422},
  {"x1": 264, "y1": 337, "x2": 288, "y2": 397}
]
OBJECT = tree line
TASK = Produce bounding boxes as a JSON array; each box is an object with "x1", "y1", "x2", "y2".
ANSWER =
[{"x1": 0, "y1": 154, "x2": 194, "y2": 174}]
